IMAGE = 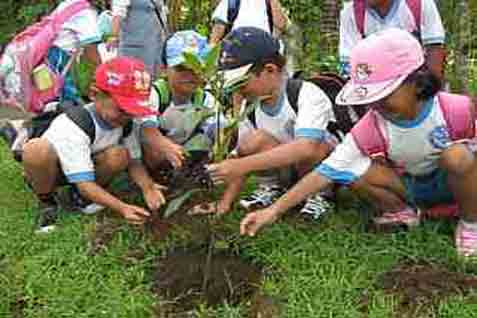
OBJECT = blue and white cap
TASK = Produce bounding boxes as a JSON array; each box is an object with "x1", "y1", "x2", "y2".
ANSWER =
[{"x1": 164, "y1": 30, "x2": 210, "y2": 67}]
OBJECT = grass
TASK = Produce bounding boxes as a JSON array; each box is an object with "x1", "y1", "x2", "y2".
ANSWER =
[{"x1": 2, "y1": 138, "x2": 477, "y2": 318}]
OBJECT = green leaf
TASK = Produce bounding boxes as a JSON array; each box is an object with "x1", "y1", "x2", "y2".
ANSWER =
[
  {"x1": 204, "y1": 44, "x2": 221, "y2": 76},
  {"x1": 163, "y1": 189, "x2": 201, "y2": 219},
  {"x1": 182, "y1": 52, "x2": 204, "y2": 76}
]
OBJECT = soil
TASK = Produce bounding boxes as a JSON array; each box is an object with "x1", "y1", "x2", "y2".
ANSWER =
[
  {"x1": 87, "y1": 213, "x2": 124, "y2": 256},
  {"x1": 152, "y1": 249, "x2": 262, "y2": 314},
  {"x1": 361, "y1": 260, "x2": 477, "y2": 317}
]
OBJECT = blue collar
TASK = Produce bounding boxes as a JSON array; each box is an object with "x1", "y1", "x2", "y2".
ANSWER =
[
  {"x1": 259, "y1": 79, "x2": 288, "y2": 117},
  {"x1": 387, "y1": 96, "x2": 435, "y2": 128},
  {"x1": 367, "y1": 0, "x2": 400, "y2": 23}
]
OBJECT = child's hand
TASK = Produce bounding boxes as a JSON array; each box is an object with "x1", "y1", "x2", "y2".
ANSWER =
[
  {"x1": 240, "y1": 207, "x2": 279, "y2": 237},
  {"x1": 119, "y1": 203, "x2": 151, "y2": 225},
  {"x1": 143, "y1": 183, "x2": 167, "y2": 211},
  {"x1": 162, "y1": 139, "x2": 186, "y2": 169},
  {"x1": 188, "y1": 201, "x2": 230, "y2": 216},
  {"x1": 207, "y1": 159, "x2": 245, "y2": 184}
]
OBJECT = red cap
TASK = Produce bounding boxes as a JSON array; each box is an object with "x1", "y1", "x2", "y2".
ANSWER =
[{"x1": 95, "y1": 57, "x2": 157, "y2": 117}]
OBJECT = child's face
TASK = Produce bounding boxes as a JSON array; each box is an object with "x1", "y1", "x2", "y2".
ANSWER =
[
  {"x1": 167, "y1": 65, "x2": 201, "y2": 98},
  {"x1": 95, "y1": 93, "x2": 132, "y2": 128},
  {"x1": 373, "y1": 84, "x2": 417, "y2": 121},
  {"x1": 237, "y1": 64, "x2": 280, "y2": 100}
]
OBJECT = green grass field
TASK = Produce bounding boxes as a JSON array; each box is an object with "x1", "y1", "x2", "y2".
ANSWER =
[{"x1": 2, "y1": 139, "x2": 477, "y2": 318}]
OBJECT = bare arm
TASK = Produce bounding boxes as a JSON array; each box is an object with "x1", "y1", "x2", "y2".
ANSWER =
[
  {"x1": 142, "y1": 126, "x2": 185, "y2": 168},
  {"x1": 128, "y1": 159, "x2": 166, "y2": 211},
  {"x1": 269, "y1": 0, "x2": 289, "y2": 35}
]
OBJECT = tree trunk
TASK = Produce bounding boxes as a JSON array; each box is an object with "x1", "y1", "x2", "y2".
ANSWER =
[
  {"x1": 319, "y1": 0, "x2": 340, "y2": 55},
  {"x1": 455, "y1": 0, "x2": 470, "y2": 93}
]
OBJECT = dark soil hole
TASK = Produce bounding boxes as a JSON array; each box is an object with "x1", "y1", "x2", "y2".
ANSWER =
[
  {"x1": 362, "y1": 260, "x2": 477, "y2": 317},
  {"x1": 152, "y1": 249, "x2": 262, "y2": 314}
]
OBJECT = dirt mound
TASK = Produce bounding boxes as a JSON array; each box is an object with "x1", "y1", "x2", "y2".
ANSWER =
[
  {"x1": 152, "y1": 249, "x2": 262, "y2": 314},
  {"x1": 362, "y1": 260, "x2": 477, "y2": 317}
]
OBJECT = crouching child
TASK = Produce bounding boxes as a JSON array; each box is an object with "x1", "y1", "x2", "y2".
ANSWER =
[{"x1": 22, "y1": 57, "x2": 166, "y2": 232}]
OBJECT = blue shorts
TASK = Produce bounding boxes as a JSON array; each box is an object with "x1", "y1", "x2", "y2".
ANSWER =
[{"x1": 402, "y1": 169, "x2": 455, "y2": 207}]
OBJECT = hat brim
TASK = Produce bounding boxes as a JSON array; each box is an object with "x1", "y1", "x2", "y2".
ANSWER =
[
  {"x1": 220, "y1": 64, "x2": 253, "y2": 89},
  {"x1": 113, "y1": 95, "x2": 157, "y2": 117},
  {"x1": 336, "y1": 74, "x2": 408, "y2": 106}
]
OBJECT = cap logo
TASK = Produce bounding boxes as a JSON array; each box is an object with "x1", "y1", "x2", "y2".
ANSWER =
[
  {"x1": 134, "y1": 70, "x2": 151, "y2": 92},
  {"x1": 354, "y1": 86, "x2": 368, "y2": 99},
  {"x1": 355, "y1": 63, "x2": 372, "y2": 81},
  {"x1": 106, "y1": 72, "x2": 123, "y2": 86}
]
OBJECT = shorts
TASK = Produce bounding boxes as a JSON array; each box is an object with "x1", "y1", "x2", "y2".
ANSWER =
[{"x1": 402, "y1": 168, "x2": 455, "y2": 207}]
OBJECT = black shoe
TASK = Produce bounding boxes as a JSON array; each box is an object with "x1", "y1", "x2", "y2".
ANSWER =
[
  {"x1": 36, "y1": 200, "x2": 60, "y2": 233},
  {"x1": 0, "y1": 122, "x2": 17, "y2": 148},
  {"x1": 69, "y1": 186, "x2": 105, "y2": 215}
]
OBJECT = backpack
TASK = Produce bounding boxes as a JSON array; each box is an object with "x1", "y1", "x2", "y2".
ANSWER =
[
  {"x1": 0, "y1": 0, "x2": 91, "y2": 114},
  {"x1": 227, "y1": 0, "x2": 274, "y2": 33},
  {"x1": 351, "y1": 92, "x2": 475, "y2": 159},
  {"x1": 152, "y1": 79, "x2": 206, "y2": 114},
  {"x1": 353, "y1": 0, "x2": 421, "y2": 39},
  {"x1": 29, "y1": 105, "x2": 133, "y2": 142},
  {"x1": 247, "y1": 73, "x2": 368, "y2": 141}
]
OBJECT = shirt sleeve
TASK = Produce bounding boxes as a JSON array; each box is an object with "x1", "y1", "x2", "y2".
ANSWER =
[
  {"x1": 420, "y1": 0, "x2": 445, "y2": 45},
  {"x1": 294, "y1": 82, "x2": 335, "y2": 143},
  {"x1": 339, "y1": 3, "x2": 360, "y2": 71},
  {"x1": 139, "y1": 89, "x2": 160, "y2": 129},
  {"x1": 43, "y1": 115, "x2": 95, "y2": 183},
  {"x1": 315, "y1": 133, "x2": 372, "y2": 185},
  {"x1": 212, "y1": 0, "x2": 228, "y2": 24},
  {"x1": 111, "y1": 0, "x2": 130, "y2": 18}
]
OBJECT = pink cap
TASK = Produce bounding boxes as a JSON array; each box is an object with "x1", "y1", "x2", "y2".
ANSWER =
[{"x1": 336, "y1": 28, "x2": 425, "y2": 106}]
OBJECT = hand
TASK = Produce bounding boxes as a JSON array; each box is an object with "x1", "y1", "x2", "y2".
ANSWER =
[
  {"x1": 162, "y1": 139, "x2": 186, "y2": 169},
  {"x1": 240, "y1": 207, "x2": 279, "y2": 237},
  {"x1": 188, "y1": 200, "x2": 230, "y2": 216},
  {"x1": 119, "y1": 203, "x2": 151, "y2": 225},
  {"x1": 143, "y1": 183, "x2": 167, "y2": 212},
  {"x1": 207, "y1": 159, "x2": 245, "y2": 184}
]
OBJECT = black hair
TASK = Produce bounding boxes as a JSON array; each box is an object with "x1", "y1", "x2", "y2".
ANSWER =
[
  {"x1": 90, "y1": 0, "x2": 110, "y2": 11},
  {"x1": 249, "y1": 54, "x2": 287, "y2": 75},
  {"x1": 403, "y1": 64, "x2": 442, "y2": 101}
]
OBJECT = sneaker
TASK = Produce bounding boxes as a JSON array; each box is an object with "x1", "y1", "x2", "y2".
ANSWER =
[
  {"x1": 455, "y1": 220, "x2": 477, "y2": 257},
  {"x1": 373, "y1": 207, "x2": 420, "y2": 229},
  {"x1": 299, "y1": 193, "x2": 335, "y2": 221},
  {"x1": 35, "y1": 200, "x2": 60, "y2": 234},
  {"x1": 239, "y1": 184, "x2": 284, "y2": 210},
  {"x1": 69, "y1": 186, "x2": 105, "y2": 215}
]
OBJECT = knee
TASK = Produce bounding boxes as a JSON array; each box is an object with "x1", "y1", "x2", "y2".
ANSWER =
[
  {"x1": 237, "y1": 130, "x2": 279, "y2": 157},
  {"x1": 439, "y1": 144, "x2": 475, "y2": 175},
  {"x1": 97, "y1": 146, "x2": 130, "y2": 172},
  {"x1": 22, "y1": 138, "x2": 56, "y2": 167}
]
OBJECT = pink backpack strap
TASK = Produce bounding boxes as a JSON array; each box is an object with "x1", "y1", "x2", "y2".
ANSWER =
[
  {"x1": 406, "y1": 0, "x2": 421, "y2": 33},
  {"x1": 353, "y1": 0, "x2": 366, "y2": 38},
  {"x1": 438, "y1": 92, "x2": 475, "y2": 141},
  {"x1": 52, "y1": 0, "x2": 91, "y2": 30},
  {"x1": 351, "y1": 110, "x2": 388, "y2": 157}
]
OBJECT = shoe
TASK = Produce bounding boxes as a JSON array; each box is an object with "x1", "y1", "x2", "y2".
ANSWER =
[
  {"x1": 373, "y1": 207, "x2": 420, "y2": 229},
  {"x1": 0, "y1": 121, "x2": 17, "y2": 148},
  {"x1": 69, "y1": 186, "x2": 105, "y2": 215},
  {"x1": 35, "y1": 199, "x2": 60, "y2": 234},
  {"x1": 455, "y1": 220, "x2": 477, "y2": 257},
  {"x1": 239, "y1": 184, "x2": 284, "y2": 210},
  {"x1": 299, "y1": 193, "x2": 335, "y2": 221}
]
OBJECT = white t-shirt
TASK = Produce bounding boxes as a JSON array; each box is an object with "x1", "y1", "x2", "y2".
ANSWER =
[
  {"x1": 52, "y1": 0, "x2": 102, "y2": 53},
  {"x1": 316, "y1": 96, "x2": 462, "y2": 185},
  {"x1": 42, "y1": 104, "x2": 141, "y2": 183},
  {"x1": 238, "y1": 80, "x2": 336, "y2": 145},
  {"x1": 212, "y1": 0, "x2": 272, "y2": 33},
  {"x1": 139, "y1": 88, "x2": 225, "y2": 145},
  {"x1": 339, "y1": 0, "x2": 445, "y2": 66}
]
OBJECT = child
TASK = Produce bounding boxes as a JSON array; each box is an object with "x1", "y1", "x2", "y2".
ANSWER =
[
  {"x1": 139, "y1": 30, "x2": 225, "y2": 174},
  {"x1": 240, "y1": 28, "x2": 477, "y2": 258},
  {"x1": 191, "y1": 27, "x2": 337, "y2": 220},
  {"x1": 22, "y1": 57, "x2": 166, "y2": 233}
]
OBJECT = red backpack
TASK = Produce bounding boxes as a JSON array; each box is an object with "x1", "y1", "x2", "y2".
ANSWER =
[{"x1": 353, "y1": 0, "x2": 421, "y2": 39}]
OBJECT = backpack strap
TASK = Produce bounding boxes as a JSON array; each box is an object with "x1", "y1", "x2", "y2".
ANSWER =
[
  {"x1": 351, "y1": 110, "x2": 388, "y2": 158},
  {"x1": 227, "y1": 0, "x2": 241, "y2": 27},
  {"x1": 152, "y1": 79, "x2": 170, "y2": 114},
  {"x1": 406, "y1": 0, "x2": 421, "y2": 34},
  {"x1": 438, "y1": 92, "x2": 475, "y2": 141},
  {"x1": 353, "y1": 0, "x2": 366, "y2": 38},
  {"x1": 265, "y1": 0, "x2": 274, "y2": 34},
  {"x1": 64, "y1": 106, "x2": 96, "y2": 142}
]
